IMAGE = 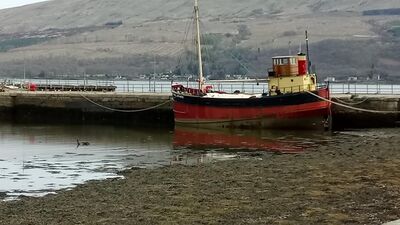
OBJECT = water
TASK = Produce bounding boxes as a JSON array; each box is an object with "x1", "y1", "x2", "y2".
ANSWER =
[
  {"x1": 0, "y1": 123, "x2": 334, "y2": 200},
  {"x1": 1, "y1": 122, "x2": 398, "y2": 201},
  {"x1": 0, "y1": 124, "x2": 176, "y2": 200}
]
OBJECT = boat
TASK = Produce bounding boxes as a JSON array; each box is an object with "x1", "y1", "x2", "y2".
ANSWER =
[
  {"x1": 3, "y1": 85, "x2": 20, "y2": 91},
  {"x1": 171, "y1": 0, "x2": 331, "y2": 130}
]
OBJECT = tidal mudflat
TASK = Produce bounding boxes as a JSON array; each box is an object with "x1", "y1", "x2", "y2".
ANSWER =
[{"x1": 1, "y1": 124, "x2": 399, "y2": 224}]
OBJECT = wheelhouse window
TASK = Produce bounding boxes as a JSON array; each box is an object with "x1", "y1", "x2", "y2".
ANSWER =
[{"x1": 273, "y1": 58, "x2": 290, "y2": 65}]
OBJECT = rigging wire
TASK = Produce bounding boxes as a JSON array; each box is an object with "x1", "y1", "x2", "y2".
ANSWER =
[
  {"x1": 177, "y1": 6, "x2": 261, "y2": 80},
  {"x1": 176, "y1": 11, "x2": 195, "y2": 73},
  {"x1": 227, "y1": 50, "x2": 252, "y2": 75},
  {"x1": 198, "y1": 20, "x2": 260, "y2": 76}
]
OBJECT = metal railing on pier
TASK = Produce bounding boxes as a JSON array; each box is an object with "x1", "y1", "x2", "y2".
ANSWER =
[
  {"x1": 3, "y1": 79, "x2": 268, "y2": 94},
  {"x1": 329, "y1": 83, "x2": 400, "y2": 95},
  {"x1": 116, "y1": 80, "x2": 268, "y2": 94},
  {"x1": 3, "y1": 79, "x2": 400, "y2": 95}
]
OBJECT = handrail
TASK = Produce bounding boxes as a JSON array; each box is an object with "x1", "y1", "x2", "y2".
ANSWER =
[
  {"x1": 3, "y1": 79, "x2": 400, "y2": 95},
  {"x1": 328, "y1": 83, "x2": 400, "y2": 95}
]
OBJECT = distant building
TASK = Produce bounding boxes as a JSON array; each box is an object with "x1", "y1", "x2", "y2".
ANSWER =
[
  {"x1": 324, "y1": 77, "x2": 336, "y2": 82},
  {"x1": 348, "y1": 76, "x2": 358, "y2": 82}
]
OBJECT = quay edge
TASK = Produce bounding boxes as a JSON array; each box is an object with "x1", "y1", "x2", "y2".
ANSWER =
[
  {"x1": 0, "y1": 92, "x2": 173, "y2": 127},
  {"x1": 331, "y1": 94, "x2": 400, "y2": 129},
  {"x1": 0, "y1": 92, "x2": 398, "y2": 129}
]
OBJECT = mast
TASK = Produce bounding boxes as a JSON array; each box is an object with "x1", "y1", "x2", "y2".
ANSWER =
[
  {"x1": 305, "y1": 30, "x2": 311, "y2": 73},
  {"x1": 194, "y1": 0, "x2": 204, "y2": 90}
]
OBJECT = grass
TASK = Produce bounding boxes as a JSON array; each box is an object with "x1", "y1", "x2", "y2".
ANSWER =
[
  {"x1": 388, "y1": 21, "x2": 400, "y2": 37},
  {"x1": 391, "y1": 28, "x2": 400, "y2": 37},
  {"x1": 0, "y1": 37, "x2": 50, "y2": 52}
]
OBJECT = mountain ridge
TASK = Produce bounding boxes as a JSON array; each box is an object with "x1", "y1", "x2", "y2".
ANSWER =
[
  {"x1": 0, "y1": 0, "x2": 398, "y2": 79},
  {"x1": 0, "y1": 0, "x2": 399, "y2": 33}
]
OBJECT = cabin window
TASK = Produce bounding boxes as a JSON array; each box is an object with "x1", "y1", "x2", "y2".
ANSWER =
[{"x1": 274, "y1": 58, "x2": 294, "y2": 65}]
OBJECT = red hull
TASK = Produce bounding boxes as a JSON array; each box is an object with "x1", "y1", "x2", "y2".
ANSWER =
[{"x1": 173, "y1": 88, "x2": 330, "y2": 129}]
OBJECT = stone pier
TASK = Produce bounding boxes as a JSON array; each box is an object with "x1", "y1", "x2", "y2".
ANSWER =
[
  {"x1": 331, "y1": 94, "x2": 400, "y2": 129},
  {"x1": 0, "y1": 91, "x2": 173, "y2": 127},
  {"x1": 0, "y1": 91, "x2": 399, "y2": 129}
]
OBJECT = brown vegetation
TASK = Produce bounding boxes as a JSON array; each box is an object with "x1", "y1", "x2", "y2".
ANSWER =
[{"x1": 0, "y1": 0, "x2": 398, "y2": 79}]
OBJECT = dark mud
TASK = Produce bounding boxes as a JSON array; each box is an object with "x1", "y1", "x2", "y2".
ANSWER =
[{"x1": 1, "y1": 130, "x2": 400, "y2": 225}]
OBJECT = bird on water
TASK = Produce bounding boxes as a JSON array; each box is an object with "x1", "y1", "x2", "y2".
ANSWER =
[{"x1": 77, "y1": 139, "x2": 90, "y2": 147}]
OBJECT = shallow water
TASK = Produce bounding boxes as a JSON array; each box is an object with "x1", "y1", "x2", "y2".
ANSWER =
[
  {"x1": 0, "y1": 122, "x2": 397, "y2": 200},
  {"x1": 0, "y1": 124, "x2": 176, "y2": 199},
  {"x1": 0, "y1": 124, "x2": 259, "y2": 199}
]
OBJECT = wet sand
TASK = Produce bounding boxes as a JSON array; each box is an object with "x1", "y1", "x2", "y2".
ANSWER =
[{"x1": 1, "y1": 130, "x2": 400, "y2": 225}]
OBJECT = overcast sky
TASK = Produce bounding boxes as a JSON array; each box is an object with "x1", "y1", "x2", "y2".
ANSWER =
[{"x1": 0, "y1": 0, "x2": 49, "y2": 9}]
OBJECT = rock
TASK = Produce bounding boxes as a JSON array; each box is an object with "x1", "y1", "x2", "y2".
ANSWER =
[{"x1": 383, "y1": 219, "x2": 400, "y2": 225}]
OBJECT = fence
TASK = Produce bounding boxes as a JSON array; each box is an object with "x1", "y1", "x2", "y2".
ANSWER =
[
  {"x1": 4, "y1": 79, "x2": 268, "y2": 94},
  {"x1": 4, "y1": 79, "x2": 400, "y2": 95},
  {"x1": 329, "y1": 83, "x2": 400, "y2": 95}
]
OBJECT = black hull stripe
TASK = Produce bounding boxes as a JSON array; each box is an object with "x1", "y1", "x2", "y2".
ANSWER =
[{"x1": 173, "y1": 91, "x2": 324, "y2": 107}]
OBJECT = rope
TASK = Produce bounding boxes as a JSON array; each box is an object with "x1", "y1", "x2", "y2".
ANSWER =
[
  {"x1": 306, "y1": 91, "x2": 400, "y2": 114},
  {"x1": 332, "y1": 96, "x2": 370, "y2": 106},
  {"x1": 79, "y1": 93, "x2": 172, "y2": 113}
]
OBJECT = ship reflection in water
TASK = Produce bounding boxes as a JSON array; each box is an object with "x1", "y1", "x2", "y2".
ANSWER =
[
  {"x1": 0, "y1": 123, "x2": 327, "y2": 200},
  {"x1": 172, "y1": 127, "x2": 320, "y2": 164}
]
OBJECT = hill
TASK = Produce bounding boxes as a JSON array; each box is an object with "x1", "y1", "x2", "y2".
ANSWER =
[{"x1": 0, "y1": 0, "x2": 399, "y2": 80}]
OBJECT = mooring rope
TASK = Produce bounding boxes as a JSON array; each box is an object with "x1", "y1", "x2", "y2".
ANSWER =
[
  {"x1": 306, "y1": 91, "x2": 400, "y2": 114},
  {"x1": 79, "y1": 93, "x2": 172, "y2": 113},
  {"x1": 80, "y1": 91, "x2": 398, "y2": 114},
  {"x1": 332, "y1": 96, "x2": 370, "y2": 106}
]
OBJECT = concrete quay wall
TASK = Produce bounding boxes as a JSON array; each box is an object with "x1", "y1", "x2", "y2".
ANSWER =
[
  {"x1": 0, "y1": 91, "x2": 399, "y2": 129},
  {"x1": 0, "y1": 92, "x2": 173, "y2": 127},
  {"x1": 331, "y1": 94, "x2": 400, "y2": 129}
]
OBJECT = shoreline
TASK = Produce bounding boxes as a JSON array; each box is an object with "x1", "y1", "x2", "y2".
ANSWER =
[{"x1": 1, "y1": 130, "x2": 400, "y2": 225}]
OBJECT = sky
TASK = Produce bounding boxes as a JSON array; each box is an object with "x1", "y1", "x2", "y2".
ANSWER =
[{"x1": 0, "y1": 0, "x2": 49, "y2": 9}]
